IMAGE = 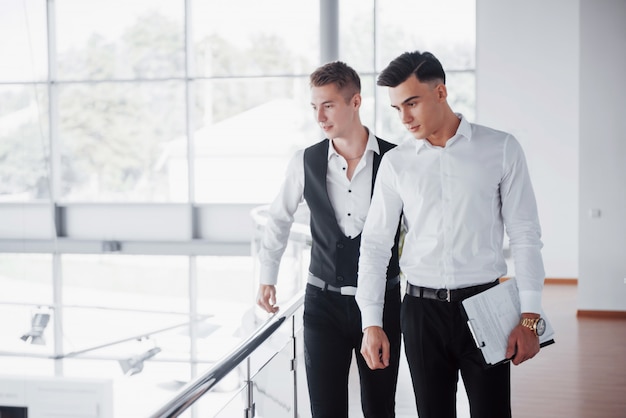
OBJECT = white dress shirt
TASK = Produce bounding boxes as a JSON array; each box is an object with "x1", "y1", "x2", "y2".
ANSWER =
[
  {"x1": 259, "y1": 129, "x2": 381, "y2": 285},
  {"x1": 356, "y1": 115, "x2": 545, "y2": 329}
]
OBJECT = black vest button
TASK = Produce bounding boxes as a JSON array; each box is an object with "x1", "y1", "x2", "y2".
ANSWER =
[
  {"x1": 337, "y1": 243, "x2": 344, "y2": 248},
  {"x1": 337, "y1": 276, "x2": 344, "y2": 282}
]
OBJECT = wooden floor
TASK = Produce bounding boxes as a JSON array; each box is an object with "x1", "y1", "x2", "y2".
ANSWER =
[
  {"x1": 510, "y1": 282, "x2": 626, "y2": 418},
  {"x1": 349, "y1": 282, "x2": 626, "y2": 417}
]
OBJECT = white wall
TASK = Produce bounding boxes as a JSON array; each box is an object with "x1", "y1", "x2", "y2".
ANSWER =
[
  {"x1": 477, "y1": 0, "x2": 626, "y2": 312},
  {"x1": 578, "y1": 0, "x2": 626, "y2": 311},
  {"x1": 476, "y1": 0, "x2": 580, "y2": 279}
]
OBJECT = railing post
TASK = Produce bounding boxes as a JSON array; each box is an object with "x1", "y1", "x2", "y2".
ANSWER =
[
  {"x1": 245, "y1": 357, "x2": 255, "y2": 418},
  {"x1": 291, "y1": 316, "x2": 298, "y2": 418}
]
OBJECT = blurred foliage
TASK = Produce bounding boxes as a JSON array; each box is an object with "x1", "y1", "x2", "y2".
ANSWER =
[
  {"x1": 0, "y1": 85, "x2": 50, "y2": 198},
  {"x1": 1, "y1": 5, "x2": 474, "y2": 202}
]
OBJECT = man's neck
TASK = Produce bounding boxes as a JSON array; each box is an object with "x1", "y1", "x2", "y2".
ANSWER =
[
  {"x1": 332, "y1": 125, "x2": 369, "y2": 159},
  {"x1": 426, "y1": 112, "x2": 461, "y2": 148}
]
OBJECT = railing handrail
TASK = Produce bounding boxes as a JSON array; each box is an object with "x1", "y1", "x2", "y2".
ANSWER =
[{"x1": 148, "y1": 291, "x2": 305, "y2": 418}]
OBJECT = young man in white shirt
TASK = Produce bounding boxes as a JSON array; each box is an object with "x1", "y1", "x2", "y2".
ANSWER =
[
  {"x1": 257, "y1": 61, "x2": 402, "y2": 418},
  {"x1": 356, "y1": 51, "x2": 546, "y2": 418}
]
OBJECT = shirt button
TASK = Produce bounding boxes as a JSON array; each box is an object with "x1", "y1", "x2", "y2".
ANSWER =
[
  {"x1": 347, "y1": 213, "x2": 351, "y2": 216},
  {"x1": 348, "y1": 189, "x2": 352, "y2": 193},
  {"x1": 343, "y1": 167, "x2": 346, "y2": 170}
]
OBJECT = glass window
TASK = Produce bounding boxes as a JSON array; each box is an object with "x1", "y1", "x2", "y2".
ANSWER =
[
  {"x1": 376, "y1": 0, "x2": 476, "y2": 71},
  {"x1": 0, "y1": 253, "x2": 53, "y2": 303},
  {"x1": 0, "y1": 85, "x2": 50, "y2": 202},
  {"x1": 196, "y1": 256, "x2": 256, "y2": 362},
  {"x1": 0, "y1": 0, "x2": 48, "y2": 82},
  {"x1": 61, "y1": 254, "x2": 189, "y2": 310},
  {"x1": 359, "y1": 75, "x2": 377, "y2": 136},
  {"x1": 339, "y1": 0, "x2": 375, "y2": 74},
  {"x1": 0, "y1": 254, "x2": 54, "y2": 359},
  {"x1": 445, "y1": 71, "x2": 476, "y2": 121},
  {"x1": 192, "y1": 78, "x2": 318, "y2": 203},
  {"x1": 55, "y1": 0, "x2": 185, "y2": 80},
  {"x1": 60, "y1": 254, "x2": 191, "y2": 369},
  {"x1": 57, "y1": 81, "x2": 187, "y2": 202},
  {"x1": 197, "y1": 256, "x2": 254, "y2": 310},
  {"x1": 192, "y1": 0, "x2": 319, "y2": 78}
]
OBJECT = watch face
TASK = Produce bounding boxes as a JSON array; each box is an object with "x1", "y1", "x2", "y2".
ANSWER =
[{"x1": 536, "y1": 318, "x2": 546, "y2": 336}]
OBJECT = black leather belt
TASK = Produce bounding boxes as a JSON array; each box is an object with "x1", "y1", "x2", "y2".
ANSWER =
[
  {"x1": 308, "y1": 273, "x2": 400, "y2": 296},
  {"x1": 406, "y1": 280, "x2": 499, "y2": 303}
]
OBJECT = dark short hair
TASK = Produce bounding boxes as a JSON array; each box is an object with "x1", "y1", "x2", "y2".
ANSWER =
[
  {"x1": 310, "y1": 61, "x2": 361, "y2": 102},
  {"x1": 377, "y1": 51, "x2": 446, "y2": 87}
]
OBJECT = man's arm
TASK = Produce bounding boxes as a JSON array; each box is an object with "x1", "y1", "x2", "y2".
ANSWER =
[
  {"x1": 500, "y1": 136, "x2": 546, "y2": 364},
  {"x1": 256, "y1": 150, "x2": 305, "y2": 313},
  {"x1": 356, "y1": 157, "x2": 403, "y2": 369}
]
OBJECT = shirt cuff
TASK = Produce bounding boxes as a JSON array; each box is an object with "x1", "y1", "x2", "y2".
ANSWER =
[
  {"x1": 259, "y1": 264, "x2": 279, "y2": 286},
  {"x1": 519, "y1": 289, "x2": 543, "y2": 314},
  {"x1": 359, "y1": 305, "x2": 384, "y2": 330}
]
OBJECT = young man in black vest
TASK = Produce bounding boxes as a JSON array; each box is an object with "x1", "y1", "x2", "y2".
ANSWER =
[{"x1": 257, "y1": 61, "x2": 402, "y2": 418}]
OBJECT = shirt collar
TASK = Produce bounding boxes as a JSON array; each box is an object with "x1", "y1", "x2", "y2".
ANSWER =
[
  {"x1": 456, "y1": 113, "x2": 472, "y2": 141},
  {"x1": 327, "y1": 127, "x2": 380, "y2": 161}
]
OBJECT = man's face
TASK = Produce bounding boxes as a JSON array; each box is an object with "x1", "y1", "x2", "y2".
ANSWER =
[
  {"x1": 310, "y1": 83, "x2": 359, "y2": 139},
  {"x1": 388, "y1": 75, "x2": 446, "y2": 140}
]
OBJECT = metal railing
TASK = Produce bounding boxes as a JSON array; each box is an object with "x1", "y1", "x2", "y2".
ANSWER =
[{"x1": 148, "y1": 291, "x2": 305, "y2": 418}]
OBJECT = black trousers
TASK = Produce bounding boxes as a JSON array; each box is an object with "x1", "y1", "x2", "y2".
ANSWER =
[
  {"x1": 303, "y1": 283, "x2": 401, "y2": 418},
  {"x1": 401, "y1": 294, "x2": 511, "y2": 418}
]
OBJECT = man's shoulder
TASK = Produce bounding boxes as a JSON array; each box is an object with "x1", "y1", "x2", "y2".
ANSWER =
[{"x1": 467, "y1": 121, "x2": 513, "y2": 143}]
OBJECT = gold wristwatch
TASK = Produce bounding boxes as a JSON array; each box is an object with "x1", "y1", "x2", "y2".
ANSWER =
[{"x1": 520, "y1": 317, "x2": 546, "y2": 337}]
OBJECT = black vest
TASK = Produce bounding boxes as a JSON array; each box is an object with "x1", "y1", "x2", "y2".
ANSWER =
[{"x1": 303, "y1": 137, "x2": 401, "y2": 287}]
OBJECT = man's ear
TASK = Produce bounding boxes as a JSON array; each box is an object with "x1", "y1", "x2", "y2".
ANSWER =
[
  {"x1": 352, "y1": 93, "x2": 362, "y2": 108},
  {"x1": 436, "y1": 84, "x2": 448, "y2": 101}
]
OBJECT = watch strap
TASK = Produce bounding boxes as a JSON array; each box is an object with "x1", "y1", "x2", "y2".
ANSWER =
[{"x1": 520, "y1": 317, "x2": 540, "y2": 336}]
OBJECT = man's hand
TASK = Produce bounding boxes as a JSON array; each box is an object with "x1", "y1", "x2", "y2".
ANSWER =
[
  {"x1": 505, "y1": 313, "x2": 541, "y2": 365},
  {"x1": 360, "y1": 326, "x2": 390, "y2": 370},
  {"x1": 256, "y1": 285, "x2": 279, "y2": 314}
]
